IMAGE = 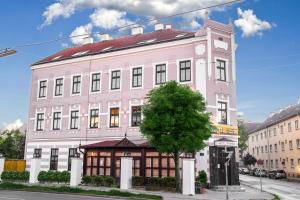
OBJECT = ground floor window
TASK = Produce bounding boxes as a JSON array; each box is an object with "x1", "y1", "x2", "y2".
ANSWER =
[
  {"x1": 50, "y1": 148, "x2": 59, "y2": 170},
  {"x1": 68, "y1": 148, "x2": 78, "y2": 171}
]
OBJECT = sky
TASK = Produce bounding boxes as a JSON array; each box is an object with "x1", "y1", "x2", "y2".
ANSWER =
[{"x1": 0, "y1": 0, "x2": 300, "y2": 129}]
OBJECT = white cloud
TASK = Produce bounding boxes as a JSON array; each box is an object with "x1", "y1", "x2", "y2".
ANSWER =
[
  {"x1": 234, "y1": 8, "x2": 274, "y2": 37},
  {"x1": 3, "y1": 119, "x2": 24, "y2": 132},
  {"x1": 90, "y1": 8, "x2": 133, "y2": 30},
  {"x1": 69, "y1": 23, "x2": 93, "y2": 45}
]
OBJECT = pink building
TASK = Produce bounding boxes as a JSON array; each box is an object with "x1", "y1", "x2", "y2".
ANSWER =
[{"x1": 26, "y1": 17, "x2": 239, "y2": 186}]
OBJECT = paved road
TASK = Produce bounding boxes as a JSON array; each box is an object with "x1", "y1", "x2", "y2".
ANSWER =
[
  {"x1": 240, "y1": 174, "x2": 300, "y2": 200},
  {"x1": 0, "y1": 190, "x2": 128, "y2": 200}
]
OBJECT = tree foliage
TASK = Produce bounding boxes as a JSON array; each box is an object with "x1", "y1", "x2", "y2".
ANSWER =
[
  {"x1": 242, "y1": 153, "x2": 257, "y2": 167},
  {"x1": 238, "y1": 120, "x2": 248, "y2": 158},
  {"x1": 0, "y1": 129, "x2": 25, "y2": 159},
  {"x1": 140, "y1": 81, "x2": 214, "y2": 192}
]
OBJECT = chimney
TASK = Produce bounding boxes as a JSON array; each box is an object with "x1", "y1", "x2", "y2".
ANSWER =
[
  {"x1": 165, "y1": 24, "x2": 172, "y2": 29},
  {"x1": 131, "y1": 26, "x2": 143, "y2": 35},
  {"x1": 83, "y1": 36, "x2": 94, "y2": 45},
  {"x1": 154, "y1": 23, "x2": 164, "y2": 31},
  {"x1": 99, "y1": 33, "x2": 111, "y2": 41}
]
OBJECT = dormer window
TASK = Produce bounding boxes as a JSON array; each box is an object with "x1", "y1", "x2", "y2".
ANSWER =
[
  {"x1": 52, "y1": 55, "x2": 62, "y2": 61},
  {"x1": 71, "y1": 51, "x2": 89, "y2": 57},
  {"x1": 137, "y1": 39, "x2": 157, "y2": 45},
  {"x1": 175, "y1": 33, "x2": 187, "y2": 38},
  {"x1": 101, "y1": 46, "x2": 113, "y2": 52}
]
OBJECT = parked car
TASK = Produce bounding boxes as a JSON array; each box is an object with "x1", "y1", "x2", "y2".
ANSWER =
[
  {"x1": 249, "y1": 168, "x2": 258, "y2": 176},
  {"x1": 254, "y1": 169, "x2": 267, "y2": 177},
  {"x1": 268, "y1": 169, "x2": 287, "y2": 179},
  {"x1": 239, "y1": 167, "x2": 250, "y2": 174}
]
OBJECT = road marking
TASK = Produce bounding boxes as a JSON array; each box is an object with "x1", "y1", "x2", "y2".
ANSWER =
[{"x1": 0, "y1": 197, "x2": 25, "y2": 200}]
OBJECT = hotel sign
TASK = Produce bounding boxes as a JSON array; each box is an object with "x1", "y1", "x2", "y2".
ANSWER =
[
  {"x1": 214, "y1": 124, "x2": 238, "y2": 135},
  {"x1": 214, "y1": 140, "x2": 238, "y2": 147}
]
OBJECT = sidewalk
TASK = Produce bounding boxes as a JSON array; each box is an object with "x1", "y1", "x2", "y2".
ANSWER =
[{"x1": 79, "y1": 184, "x2": 273, "y2": 200}]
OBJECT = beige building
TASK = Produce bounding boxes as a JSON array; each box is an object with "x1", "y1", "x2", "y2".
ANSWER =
[{"x1": 246, "y1": 101, "x2": 300, "y2": 178}]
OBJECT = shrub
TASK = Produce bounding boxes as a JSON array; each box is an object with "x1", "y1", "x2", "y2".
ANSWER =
[
  {"x1": 148, "y1": 177, "x2": 161, "y2": 187},
  {"x1": 196, "y1": 170, "x2": 207, "y2": 186},
  {"x1": 37, "y1": 171, "x2": 70, "y2": 183},
  {"x1": 161, "y1": 177, "x2": 176, "y2": 188},
  {"x1": 94, "y1": 176, "x2": 104, "y2": 186},
  {"x1": 132, "y1": 176, "x2": 144, "y2": 186},
  {"x1": 82, "y1": 176, "x2": 93, "y2": 185},
  {"x1": 1, "y1": 171, "x2": 29, "y2": 182},
  {"x1": 103, "y1": 176, "x2": 115, "y2": 187}
]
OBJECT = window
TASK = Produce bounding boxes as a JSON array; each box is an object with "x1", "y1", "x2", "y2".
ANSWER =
[
  {"x1": 289, "y1": 140, "x2": 293, "y2": 150},
  {"x1": 270, "y1": 145, "x2": 272, "y2": 153},
  {"x1": 36, "y1": 113, "x2": 44, "y2": 131},
  {"x1": 261, "y1": 146, "x2": 263, "y2": 153},
  {"x1": 261, "y1": 133, "x2": 263, "y2": 139},
  {"x1": 281, "y1": 142, "x2": 285, "y2": 151},
  {"x1": 252, "y1": 136, "x2": 254, "y2": 142},
  {"x1": 275, "y1": 159, "x2": 279, "y2": 168},
  {"x1": 288, "y1": 122, "x2": 291, "y2": 132},
  {"x1": 217, "y1": 101, "x2": 227, "y2": 124},
  {"x1": 155, "y1": 64, "x2": 166, "y2": 85},
  {"x1": 216, "y1": 59, "x2": 226, "y2": 81},
  {"x1": 68, "y1": 148, "x2": 77, "y2": 171},
  {"x1": 275, "y1": 143, "x2": 277, "y2": 152},
  {"x1": 91, "y1": 73, "x2": 101, "y2": 92},
  {"x1": 89, "y1": 109, "x2": 99, "y2": 128},
  {"x1": 273, "y1": 128, "x2": 277, "y2": 136},
  {"x1": 256, "y1": 135, "x2": 258, "y2": 141},
  {"x1": 131, "y1": 106, "x2": 141, "y2": 127},
  {"x1": 54, "y1": 78, "x2": 63, "y2": 96},
  {"x1": 110, "y1": 108, "x2": 119, "y2": 128},
  {"x1": 269, "y1": 130, "x2": 271, "y2": 137},
  {"x1": 291, "y1": 159, "x2": 294, "y2": 168},
  {"x1": 265, "y1": 145, "x2": 268, "y2": 153},
  {"x1": 34, "y1": 148, "x2": 42, "y2": 158},
  {"x1": 72, "y1": 75, "x2": 81, "y2": 94},
  {"x1": 38, "y1": 80, "x2": 47, "y2": 98},
  {"x1": 52, "y1": 112, "x2": 61, "y2": 130},
  {"x1": 132, "y1": 67, "x2": 142, "y2": 88},
  {"x1": 264, "y1": 131, "x2": 267, "y2": 139},
  {"x1": 252, "y1": 148, "x2": 254, "y2": 154},
  {"x1": 179, "y1": 60, "x2": 191, "y2": 82},
  {"x1": 271, "y1": 160, "x2": 273, "y2": 168},
  {"x1": 295, "y1": 120, "x2": 299, "y2": 130},
  {"x1": 280, "y1": 125, "x2": 284, "y2": 134},
  {"x1": 297, "y1": 139, "x2": 300, "y2": 149},
  {"x1": 50, "y1": 148, "x2": 59, "y2": 170},
  {"x1": 70, "y1": 110, "x2": 79, "y2": 129},
  {"x1": 111, "y1": 70, "x2": 121, "y2": 90}
]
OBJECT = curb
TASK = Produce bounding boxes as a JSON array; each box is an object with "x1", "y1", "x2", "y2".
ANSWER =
[{"x1": 240, "y1": 180, "x2": 278, "y2": 200}]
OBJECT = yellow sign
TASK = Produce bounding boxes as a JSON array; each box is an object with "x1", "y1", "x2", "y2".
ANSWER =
[
  {"x1": 4, "y1": 159, "x2": 26, "y2": 172},
  {"x1": 214, "y1": 124, "x2": 238, "y2": 135}
]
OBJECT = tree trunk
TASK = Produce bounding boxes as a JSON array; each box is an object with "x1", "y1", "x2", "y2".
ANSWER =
[{"x1": 174, "y1": 151, "x2": 181, "y2": 192}]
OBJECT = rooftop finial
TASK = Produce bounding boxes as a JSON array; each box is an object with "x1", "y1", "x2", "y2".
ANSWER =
[{"x1": 205, "y1": 10, "x2": 209, "y2": 20}]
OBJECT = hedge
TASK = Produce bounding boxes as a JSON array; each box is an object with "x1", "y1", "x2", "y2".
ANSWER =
[
  {"x1": 81, "y1": 176, "x2": 116, "y2": 187},
  {"x1": 1, "y1": 171, "x2": 29, "y2": 182},
  {"x1": 148, "y1": 177, "x2": 176, "y2": 188},
  {"x1": 38, "y1": 171, "x2": 70, "y2": 183},
  {"x1": 132, "y1": 176, "x2": 144, "y2": 186}
]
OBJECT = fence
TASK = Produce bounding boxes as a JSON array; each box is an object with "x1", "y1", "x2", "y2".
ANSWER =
[{"x1": 4, "y1": 159, "x2": 26, "y2": 172}]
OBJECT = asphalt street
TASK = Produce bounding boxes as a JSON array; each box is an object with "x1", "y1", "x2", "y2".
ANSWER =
[
  {"x1": 0, "y1": 190, "x2": 128, "y2": 200},
  {"x1": 240, "y1": 174, "x2": 300, "y2": 200}
]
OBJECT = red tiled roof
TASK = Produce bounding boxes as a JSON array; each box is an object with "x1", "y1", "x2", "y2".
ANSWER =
[
  {"x1": 80, "y1": 138, "x2": 151, "y2": 149},
  {"x1": 32, "y1": 29, "x2": 195, "y2": 66}
]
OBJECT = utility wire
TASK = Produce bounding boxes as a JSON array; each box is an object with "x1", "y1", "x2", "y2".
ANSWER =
[{"x1": 0, "y1": 0, "x2": 240, "y2": 50}]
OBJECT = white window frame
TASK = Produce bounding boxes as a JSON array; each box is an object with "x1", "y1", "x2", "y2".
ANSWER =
[
  {"x1": 35, "y1": 110, "x2": 46, "y2": 132},
  {"x1": 37, "y1": 79, "x2": 48, "y2": 100},
  {"x1": 109, "y1": 69, "x2": 122, "y2": 92},
  {"x1": 68, "y1": 106, "x2": 81, "y2": 130},
  {"x1": 89, "y1": 71, "x2": 102, "y2": 94},
  {"x1": 51, "y1": 108, "x2": 62, "y2": 131},
  {"x1": 214, "y1": 56, "x2": 229, "y2": 83},
  {"x1": 176, "y1": 58, "x2": 193, "y2": 84},
  {"x1": 88, "y1": 104, "x2": 101, "y2": 129},
  {"x1": 130, "y1": 65, "x2": 144, "y2": 90},
  {"x1": 70, "y1": 74, "x2": 82, "y2": 96},
  {"x1": 128, "y1": 100, "x2": 143, "y2": 127},
  {"x1": 152, "y1": 61, "x2": 168, "y2": 87},
  {"x1": 107, "y1": 102, "x2": 121, "y2": 128},
  {"x1": 53, "y1": 76, "x2": 64, "y2": 98},
  {"x1": 216, "y1": 95, "x2": 230, "y2": 125}
]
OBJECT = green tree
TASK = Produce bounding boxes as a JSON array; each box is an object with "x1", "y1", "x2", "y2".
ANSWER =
[
  {"x1": 238, "y1": 120, "x2": 248, "y2": 159},
  {"x1": 242, "y1": 153, "x2": 257, "y2": 168},
  {"x1": 0, "y1": 129, "x2": 25, "y2": 159},
  {"x1": 140, "y1": 81, "x2": 214, "y2": 192}
]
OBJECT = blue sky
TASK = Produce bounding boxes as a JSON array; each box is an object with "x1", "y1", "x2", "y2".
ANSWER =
[{"x1": 0, "y1": 0, "x2": 299, "y2": 128}]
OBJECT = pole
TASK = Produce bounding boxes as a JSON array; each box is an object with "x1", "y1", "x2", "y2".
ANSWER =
[
  {"x1": 225, "y1": 146, "x2": 229, "y2": 200},
  {"x1": 260, "y1": 169, "x2": 262, "y2": 192}
]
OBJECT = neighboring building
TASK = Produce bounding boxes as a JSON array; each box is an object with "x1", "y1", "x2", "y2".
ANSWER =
[
  {"x1": 246, "y1": 100, "x2": 300, "y2": 178},
  {"x1": 25, "y1": 16, "x2": 238, "y2": 186}
]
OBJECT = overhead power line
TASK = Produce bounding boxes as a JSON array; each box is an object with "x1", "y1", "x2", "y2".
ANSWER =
[{"x1": 0, "y1": 0, "x2": 240, "y2": 50}]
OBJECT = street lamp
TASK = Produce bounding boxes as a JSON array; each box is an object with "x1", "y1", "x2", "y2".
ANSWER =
[{"x1": 0, "y1": 48, "x2": 17, "y2": 58}]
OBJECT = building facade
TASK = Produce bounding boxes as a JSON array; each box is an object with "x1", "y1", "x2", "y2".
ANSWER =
[
  {"x1": 246, "y1": 101, "x2": 300, "y2": 178},
  {"x1": 25, "y1": 17, "x2": 238, "y2": 186}
]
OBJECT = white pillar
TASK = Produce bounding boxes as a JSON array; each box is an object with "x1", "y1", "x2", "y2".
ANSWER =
[
  {"x1": 120, "y1": 157, "x2": 133, "y2": 190},
  {"x1": 0, "y1": 157, "x2": 5, "y2": 181},
  {"x1": 70, "y1": 158, "x2": 83, "y2": 187},
  {"x1": 182, "y1": 158, "x2": 195, "y2": 196},
  {"x1": 29, "y1": 158, "x2": 41, "y2": 184}
]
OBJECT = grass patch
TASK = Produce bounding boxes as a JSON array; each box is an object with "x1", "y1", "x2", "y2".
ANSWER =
[
  {"x1": 272, "y1": 194, "x2": 280, "y2": 200},
  {"x1": 0, "y1": 182, "x2": 162, "y2": 200}
]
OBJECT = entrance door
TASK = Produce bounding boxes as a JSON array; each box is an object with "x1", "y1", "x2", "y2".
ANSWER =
[{"x1": 217, "y1": 147, "x2": 233, "y2": 185}]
